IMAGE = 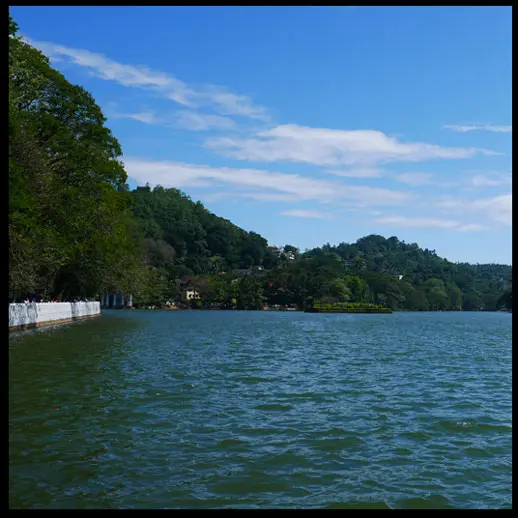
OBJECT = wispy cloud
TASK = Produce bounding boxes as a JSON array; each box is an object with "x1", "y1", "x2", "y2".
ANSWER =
[
  {"x1": 471, "y1": 194, "x2": 512, "y2": 226},
  {"x1": 111, "y1": 111, "x2": 162, "y2": 125},
  {"x1": 197, "y1": 191, "x2": 302, "y2": 203},
  {"x1": 111, "y1": 109, "x2": 236, "y2": 131},
  {"x1": 326, "y1": 167, "x2": 383, "y2": 178},
  {"x1": 392, "y1": 172, "x2": 458, "y2": 188},
  {"x1": 280, "y1": 209, "x2": 334, "y2": 219},
  {"x1": 455, "y1": 224, "x2": 489, "y2": 232},
  {"x1": 471, "y1": 172, "x2": 512, "y2": 187},
  {"x1": 24, "y1": 37, "x2": 269, "y2": 121},
  {"x1": 372, "y1": 215, "x2": 494, "y2": 231},
  {"x1": 443, "y1": 123, "x2": 512, "y2": 133},
  {"x1": 394, "y1": 172, "x2": 434, "y2": 186},
  {"x1": 436, "y1": 193, "x2": 512, "y2": 227},
  {"x1": 206, "y1": 124, "x2": 497, "y2": 167},
  {"x1": 236, "y1": 192, "x2": 301, "y2": 202},
  {"x1": 123, "y1": 158, "x2": 412, "y2": 207},
  {"x1": 174, "y1": 111, "x2": 237, "y2": 131},
  {"x1": 372, "y1": 215, "x2": 461, "y2": 229}
]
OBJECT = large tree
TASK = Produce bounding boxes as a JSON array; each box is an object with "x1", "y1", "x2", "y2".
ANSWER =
[{"x1": 9, "y1": 16, "x2": 141, "y2": 300}]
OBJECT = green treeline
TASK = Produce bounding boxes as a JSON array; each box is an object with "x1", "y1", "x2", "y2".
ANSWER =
[
  {"x1": 9, "y1": 17, "x2": 141, "y2": 302},
  {"x1": 8, "y1": 17, "x2": 512, "y2": 311},
  {"x1": 306, "y1": 303, "x2": 393, "y2": 314}
]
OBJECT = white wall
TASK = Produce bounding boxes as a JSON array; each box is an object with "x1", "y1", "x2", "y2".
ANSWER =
[{"x1": 9, "y1": 302, "x2": 101, "y2": 329}]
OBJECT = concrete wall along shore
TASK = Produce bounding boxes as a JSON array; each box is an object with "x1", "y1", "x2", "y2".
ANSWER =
[{"x1": 9, "y1": 302, "x2": 101, "y2": 331}]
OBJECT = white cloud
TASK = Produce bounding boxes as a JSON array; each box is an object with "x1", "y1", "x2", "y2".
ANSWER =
[
  {"x1": 236, "y1": 192, "x2": 301, "y2": 202},
  {"x1": 372, "y1": 215, "x2": 461, "y2": 229},
  {"x1": 443, "y1": 123, "x2": 512, "y2": 133},
  {"x1": 326, "y1": 167, "x2": 383, "y2": 178},
  {"x1": 471, "y1": 194, "x2": 512, "y2": 226},
  {"x1": 197, "y1": 191, "x2": 302, "y2": 203},
  {"x1": 455, "y1": 224, "x2": 489, "y2": 232},
  {"x1": 111, "y1": 111, "x2": 162, "y2": 125},
  {"x1": 206, "y1": 124, "x2": 497, "y2": 167},
  {"x1": 174, "y1": 111, "x2": 236, "y2": 131},
  {"x1": 24, "y1": 37, "x2": 269, "y2": 121},
  {"x1": 123, "y1": 158, "x2": 412, "y2": 207},
  {"x1": 394, "y1": 172, "x2": 434, "y2": 186},
  {"x1": 436, "y1": 193, "x2": 512, "y2": 227},
  {"x1": 344, "y1": 207, "x2": 383, "y2": 216},
  {"x1": 372, "y1": 213, "x2": 500, "y2": 231},
  {"x1": 110, "y1": 109, "x2": 236, "y2": 131},
  {"x1": 393, "y1": 172, "x2": 457, "y2": 188},
  {"x1": 202, "y1": 88, "x2": 268, "y2": 120},
  {"x1": 471, "y1": 172, "x2": 512, "y2": 187},
  {"x1": 280, "y1": 209, "x2": 333, "y2": 219}
]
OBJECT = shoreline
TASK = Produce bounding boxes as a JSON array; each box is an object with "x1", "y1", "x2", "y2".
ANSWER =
[
  {"x1": 105, "y1": 307, "x2": 508, "y2": 313},
  {"x1": 9, "y1": 313, "x2": 100, "y2": 332}
]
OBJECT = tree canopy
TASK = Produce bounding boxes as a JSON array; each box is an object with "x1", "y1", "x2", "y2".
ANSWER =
[{"x1": 9, "y1": 16, "x2": 141, "y2": 301}]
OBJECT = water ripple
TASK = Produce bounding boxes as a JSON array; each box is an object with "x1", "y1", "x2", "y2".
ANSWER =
[{"x1": 9, "y1": 311, "x2": 512, "y2": 509}]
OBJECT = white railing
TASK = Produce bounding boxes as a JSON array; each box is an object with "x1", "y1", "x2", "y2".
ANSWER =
[{"x1": 8, "y1": 301, "x2": 101, "y2": 328}]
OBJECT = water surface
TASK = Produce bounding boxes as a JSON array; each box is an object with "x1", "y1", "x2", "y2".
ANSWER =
[{"x1": 9, "y1": 310, "x2": 512, "y2": 509}]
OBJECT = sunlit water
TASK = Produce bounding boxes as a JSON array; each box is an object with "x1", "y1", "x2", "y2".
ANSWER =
[{"x1": 9, "y1": 310, "x2": 511, "y2": 509}]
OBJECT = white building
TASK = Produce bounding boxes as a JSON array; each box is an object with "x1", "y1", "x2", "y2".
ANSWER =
[{"x1": 185, "y1": 289, "x2": 200, "y2": 301}]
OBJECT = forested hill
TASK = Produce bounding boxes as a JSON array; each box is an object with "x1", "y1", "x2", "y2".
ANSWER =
[
  {"x1": 131, "y1": 185, "x2": 511, "y2": 311},
  {"x1": 132, "y1": 185, "x2": 278, "y2": 275},
  {"x1": 8, "y1": 15, "x2": 511, "y2": 311}
]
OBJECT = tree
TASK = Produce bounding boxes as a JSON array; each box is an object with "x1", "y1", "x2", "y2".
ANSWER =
[
  {"x1": 406, "y1": 290, "x2": 429, "y2": 311},
  {"x1": 354, "y1": 255, "x2": 367, "y2": 271},
  {"x1": 445, "y1": 282, "x2": 462, "y2": 310},
  {"x1": 345, "y1": 275, "x2": 369, "y2": 302},
  {"x1": 237, "y1": 276, "x2": 265, "y2": 310},
  {"x1": 462, "y1": 291, "x2": 483, "y2": 311},
  {"x1": 426, "y1": 287, "x2": 449, "y2": 311},
  {"x1": 9, "y1": 14, "x2": 19, "y2": 38},
  {"x1": 322, "y1": 278, "x2": 350, "y2": 303},
  {"x1": 9, "y1": 19, "x2": 141, "y2": 300},
  {"x1": 497, "y1": 288, "x2": 512, "y2": 311}
]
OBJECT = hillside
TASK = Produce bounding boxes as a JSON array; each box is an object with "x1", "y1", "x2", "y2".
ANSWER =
[{"x1": 129, "y1": 185, "x2": 511, "y2": 311}]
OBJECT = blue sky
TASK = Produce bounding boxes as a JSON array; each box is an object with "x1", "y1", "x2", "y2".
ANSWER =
[{"x1": 12, "y1": 6, "x2": 512, "y2": 264}]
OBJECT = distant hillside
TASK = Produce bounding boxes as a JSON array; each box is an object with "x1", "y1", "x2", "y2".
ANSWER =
[
  {"x1": 131, "y1": 185, "x2": 277, "y2": 274},
  {"x1": 305, "y1": 236, "x2": 511, "y2": 311},
  {"x1": 129, "y1": 185, "x2": 511, "y2": 311},
  {"x1": 314, "y1": 235, "x2": 511, "y2": 291}
]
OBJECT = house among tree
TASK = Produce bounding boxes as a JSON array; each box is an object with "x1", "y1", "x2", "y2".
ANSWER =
[
  {"x1": 184, "y1": 289, "x2": 200, "y2": 301},
  {"x1": 268, "y1": 246, "x2": 283, "y2": 256}
]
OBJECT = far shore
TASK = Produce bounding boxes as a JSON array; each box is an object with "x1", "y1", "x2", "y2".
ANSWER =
[{"x1": 103, "y1": 306, "x2": 510, "y2": 313}]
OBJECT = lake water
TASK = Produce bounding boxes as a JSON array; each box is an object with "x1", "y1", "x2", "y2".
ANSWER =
[{"x1": 9, "y1": 310, "x2": 512, "y2": 509}]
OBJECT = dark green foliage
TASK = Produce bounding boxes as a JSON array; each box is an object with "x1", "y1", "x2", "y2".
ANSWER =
[
  {"x1": 133, "y1": 220, "x2": 509, "y2": 311},
  {"x1": 9, "y1": 19, "x2": 142, "y2": 301},
  {"x1": 298, "y1": 235, "x2": 511, "y2": 312},
  {"x1": 131, "y1": 186, "x2": 272, "y2": 274},
  {"x1": 128, "y1": 185, "x2": 277, "y2": 306},
  {"x1": 306, "y1": 302, "x2": 392, "y2": 313},
  {"x1": 496, "y1": 287, "x2": 512, "y2": 311}
]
